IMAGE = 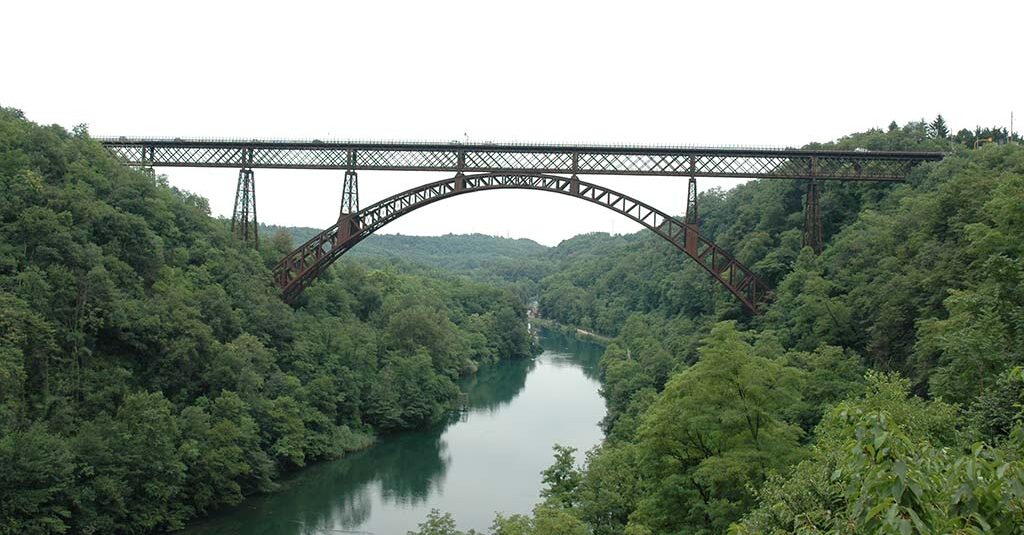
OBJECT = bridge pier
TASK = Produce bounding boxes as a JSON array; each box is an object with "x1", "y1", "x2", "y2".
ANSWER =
[
  {"x1": 684, "y1": 176, "x2": 699, "y2": 227},
  {"x1": 336, "y1": 170, "x2": 360, "y2": 245},
  {"x1": 802, "y1": 179, "x2": 823, "y2": 254},
  {"x1": 339, "y1": 169, "x2": 359, "y2": 215},
  {"x1": 684, "y1": 176, "x2": 699, "y2": 255},
  {"x1": 231, "y1": 168, "x2": 258, "y2": 246}
]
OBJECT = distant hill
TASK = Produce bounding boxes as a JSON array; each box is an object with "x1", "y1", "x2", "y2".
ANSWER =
[
  {"x1": 260, "y1": 224, "x2": 548, "y2": 271},
  {"x1": 260, "y1": 224, "x2": 323, "y2": 246}
]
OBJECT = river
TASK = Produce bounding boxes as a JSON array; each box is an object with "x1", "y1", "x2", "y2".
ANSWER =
[{"x1": 184, "y1": 329, "x2": 606, "y2": 534}]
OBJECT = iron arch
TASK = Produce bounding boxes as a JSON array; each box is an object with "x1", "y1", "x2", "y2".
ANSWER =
[{"x1": 273, "y1": 173, "x2": 772, "y2": 313}]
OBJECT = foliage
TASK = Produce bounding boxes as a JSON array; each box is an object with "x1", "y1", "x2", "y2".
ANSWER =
[
  {"x1": 733, "y1": 372, "x2": 1024, "y2": 534},
  {"x1": 540, "y1": 445, "x2": 583, "y2": 509},
  {"x1": 263, "y1": 226, "x2": 552, "y2": 302},
  {"x1": 407, "y1": 509, "x2": 479, "y2": 535},
  {"x1": 0, "y1": 107, "x2": 534, "y2": 533},
  {"x1": 474, "y1": 121, "x2": 1024, "y2": 534},
  {"x1": 625, "y1": 321, "x2": 806, "y2": 534}
]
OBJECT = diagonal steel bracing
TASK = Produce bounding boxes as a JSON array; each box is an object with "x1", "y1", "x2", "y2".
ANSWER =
[
  {"x1": 99, "y1": 137, "x2": 945, "y2": 313},
  {"x1": 98, "y1": 138, "x2": 944, "y2": 181},
  {"x1": 273, "y1": 173, "x2": 772, "y2": 313}
]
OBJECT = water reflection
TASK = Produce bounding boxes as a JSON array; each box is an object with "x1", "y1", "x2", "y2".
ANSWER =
[
  {"x1": 462, "y1": 355, "x2": 536, "y2": 413},
  {"x1": 185, "y1": 329, "x2": 606, "y2": 535},
  {"x1": 538, "y1": 329, "x2": 605, "y2": 381}
]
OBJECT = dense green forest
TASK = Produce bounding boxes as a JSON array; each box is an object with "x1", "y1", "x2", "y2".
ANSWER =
[
  {"x1": 0, "y1": 108, "x2": 534, "y2": 534},
  {"x1": 408, "y1": 121, "x2": 1024, "y2": 534},
  {"x1": 5, "y1": 104, "x2": 1024, "y2": 534},
  {"x1": 263, "y1": 226, "x2": 550, "y2": 301},
  {"x1": 263, "y1": 225, "x2": 547, "y2": 269}
]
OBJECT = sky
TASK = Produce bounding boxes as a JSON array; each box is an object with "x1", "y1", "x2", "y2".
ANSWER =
[{"x1": 3, "y1": 0, "x2": 1021, "y2": 246}]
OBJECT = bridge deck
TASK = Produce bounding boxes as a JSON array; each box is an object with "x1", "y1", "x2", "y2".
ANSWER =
[{"x1": 97, "y1": 138, "x2": 944, "y2": 181}]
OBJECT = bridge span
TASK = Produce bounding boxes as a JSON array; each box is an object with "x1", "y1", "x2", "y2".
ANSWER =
[
  {"x1": 99, "y1": 137, "x2": 940, "y2": 180},
  {"x1": 98, "y1": 137, "x2": 944, "y2": 313}
]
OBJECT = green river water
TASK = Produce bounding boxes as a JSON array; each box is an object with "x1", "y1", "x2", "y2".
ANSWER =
[{"x1": 184, "y1": 329, "x2": 606, "y2": 534}]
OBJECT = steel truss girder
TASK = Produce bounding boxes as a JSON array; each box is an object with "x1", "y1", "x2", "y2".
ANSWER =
[
  {"x1": 99, "y1": 139, "x2": 943, "y2": 181},
  {"x1": 273, "y1": 173, "x2": 772, "y2": 313}
]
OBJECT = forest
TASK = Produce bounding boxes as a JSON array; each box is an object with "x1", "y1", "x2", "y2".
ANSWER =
[
  {"x1": 4, "y1": 104, "x2": 1024, "y2": 535},
  {"x1": 0, "y1": 108, "x2": 534, "y2": 534},
  {"x1": 407, "y1": 119, "x2": 1024, "y2": 534}
]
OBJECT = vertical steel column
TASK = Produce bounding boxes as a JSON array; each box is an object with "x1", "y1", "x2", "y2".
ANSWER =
[
  {"x1": 454, "y1": 150, "x2": 466, "y2": 191},
  {"x1": 684, "y1": 178, "x2": 698, "y2": 226},
  {"x1": 684, "y1": 156, "x2": 699, "y2": 254},
  {"x1": 570, "y1": 152, "x2": 580, "y2": 194},
  {"x1": 231, "y1": 168, "x2": 258, "y2": 247},
  {"x1": 336, "y1": 149, "x2": 359, "y2": 244},
  {"x1": 803, "y1": 179, "x2": 823, "y2": 254},
  {"x1": 339, "y1": 170, "x2": 359, "y2": 215}
]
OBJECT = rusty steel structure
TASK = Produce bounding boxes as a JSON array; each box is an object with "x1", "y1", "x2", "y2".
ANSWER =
[
  {"x1": 685, "y1": 176, "x2": 699, "y2": 227},
  {"x1": 274, "y1": 173, "x2": 772, "y2": 312},
  {"x1": 231, "y1": 168, "x2": 258, "y2": 246},
  {"x1": 99, "y1": 137, "x2": 940, "y2": 180},
  {"x1": 99, "y1": 137, "x2": 943, "y2": 313},
  {"x1": 802, "y1": 179, "x2": 824, "y2": 254}
]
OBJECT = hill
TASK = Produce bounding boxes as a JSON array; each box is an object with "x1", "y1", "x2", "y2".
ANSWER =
[
  {"x1": 413, "y1": 121, "x2": 1024, "y2": 534},
  {"x1": 261, "y1": 224, "x2": 547, "y2": 271},
  {"x1": 0, "y1": 108, "x2": 534, "y2": 534}
]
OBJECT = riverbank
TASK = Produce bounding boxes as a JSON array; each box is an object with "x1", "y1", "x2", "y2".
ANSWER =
[
  {"x1": 182, "y1": 330, "x2": 607, "y2": 534},
  {"x1": 531, "y1": 317, "x2": 613, "y2": 344}
]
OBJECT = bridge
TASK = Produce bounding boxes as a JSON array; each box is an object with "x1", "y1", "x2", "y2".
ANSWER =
[{"x1": 98, "y1": 137, "x2": 944, "y2": 313}]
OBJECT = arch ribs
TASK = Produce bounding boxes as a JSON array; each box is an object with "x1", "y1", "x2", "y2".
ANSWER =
[{"x1": 274, "y1": 173, "x2": 771, "y2": 313}]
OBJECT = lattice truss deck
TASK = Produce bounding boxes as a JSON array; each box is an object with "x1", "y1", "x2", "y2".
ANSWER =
[{"x1": 100, "y1": 139, "x2": 943, "y2": 181}]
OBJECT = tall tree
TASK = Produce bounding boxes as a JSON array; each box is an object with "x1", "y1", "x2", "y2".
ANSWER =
[
  {"x1": 929, "y1": 114, "x2": 950, "y2": 139},
  {"x1": 629, "y1": 321, "x2": 805, "y2": 534}
]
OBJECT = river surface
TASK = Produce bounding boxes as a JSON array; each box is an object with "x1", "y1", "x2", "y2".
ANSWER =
[{"x1": 184, "y1": 329, "x2": 606, "y2": 534}]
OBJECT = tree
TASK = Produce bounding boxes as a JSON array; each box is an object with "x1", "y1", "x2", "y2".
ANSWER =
[
  {"x1": 574, "y1": 444, "x2": 642, "y2": 535},
  {"x1": 540, "y1": 445, "x2": 582, "y2": 509},
  {"x1": 929, "y1": 114, "x2": 949, "y2": 139},
  {"x1": 0, "y1": 424, "x2": 74, "y2": 535},
  {"x1": 407, "y1": 509, "x2": 474, "y2": 535},
  {"x1": 0, "y1": 107, "x2": 543, "y2": 534},
  {"x1": 629, "y1": 321, "x2": 805, "y2": 534},
  {"x1": 733, "y1": 372, "x2": 969, "y2": 534}
]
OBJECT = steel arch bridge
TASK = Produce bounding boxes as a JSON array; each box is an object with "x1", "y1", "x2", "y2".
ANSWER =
[
  {"x1": 274, "y1": 173, "x2": 771, "y2": 312},
  {"x1": 98, "y1": 137, "x2": 944, "y2": 314}
]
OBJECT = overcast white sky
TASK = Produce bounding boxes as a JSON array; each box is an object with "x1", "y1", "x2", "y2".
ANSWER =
[{"x1": 3, "y1": 0, "x2": 1020, "y2": 246}]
